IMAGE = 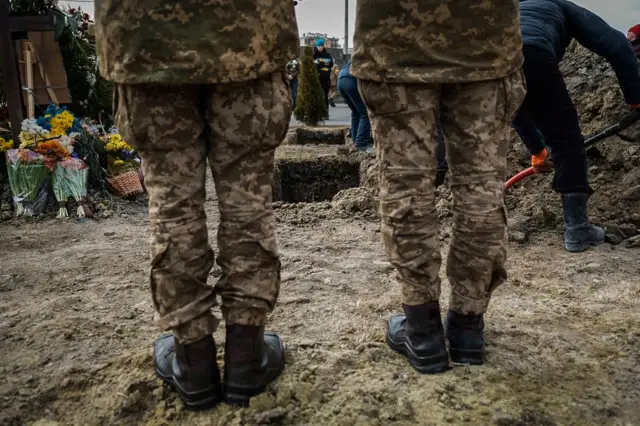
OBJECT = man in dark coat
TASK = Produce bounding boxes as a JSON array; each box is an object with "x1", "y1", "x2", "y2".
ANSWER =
[{"x1": 513, "y1": 0, "x2": 640, "y2": 252}]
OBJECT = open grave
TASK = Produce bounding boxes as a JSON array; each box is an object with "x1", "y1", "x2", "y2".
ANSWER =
[{"x1": 272, "y1": 128, "x2": 364, "y2": 203}]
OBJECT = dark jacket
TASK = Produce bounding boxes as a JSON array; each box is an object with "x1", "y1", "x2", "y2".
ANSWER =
[
  {"x1": 519, "y1": 0, "x2": 640, "y2": 105},
  {"x1": 632, "y1": 39, "x2": 640, "y2": 59},
  {"x1": 313, "y1": 48, "x2": 334, "y2": 82}
]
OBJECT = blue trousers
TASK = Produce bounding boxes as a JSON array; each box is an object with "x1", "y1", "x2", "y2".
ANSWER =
[
  {"x1": 337, "y1": 76, "x2": 371, "y2": 148},
  {"x1": 289, "y1": 78, "x2": 298, "y2": 110}
]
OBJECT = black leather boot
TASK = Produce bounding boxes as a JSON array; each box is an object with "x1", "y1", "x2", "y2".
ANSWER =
[
  {"x1": 153, "y1": 334, "x2": 223, "y2": 410},
  {"x1": 445, "y1": 310, "x2": 485, "y2": 365},
  {"x1": 386, "y1": 302, "x2": 449, "y2": 374},
  {"x1": 224, "y1": 325, "x2": 285, "y2": 406}
]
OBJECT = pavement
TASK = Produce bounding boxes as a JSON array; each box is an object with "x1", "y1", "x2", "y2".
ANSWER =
[{"x1": 290, "y1": 103, "x2": 351, "y2": 127}]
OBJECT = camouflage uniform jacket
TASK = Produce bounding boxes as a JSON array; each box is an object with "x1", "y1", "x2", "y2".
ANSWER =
[
  {"x1": 351, "y1": 0, "x2": 524, "y2": 83},
  {"x1": 95, "y1": 1, "x2": 299, "y2": 84}
]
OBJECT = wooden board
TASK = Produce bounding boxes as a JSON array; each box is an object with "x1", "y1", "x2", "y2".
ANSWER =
[{"x1": 15, "y1": 31, "x2": 70, "y2": 107}]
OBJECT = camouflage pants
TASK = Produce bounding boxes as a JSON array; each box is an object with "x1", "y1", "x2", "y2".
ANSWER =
[
  {"x1": 114, "y1": 72, "x2": 291, "y2": 344},
  {"x1": 359, "y1": 70, "x2": 526, "y2": 315}
]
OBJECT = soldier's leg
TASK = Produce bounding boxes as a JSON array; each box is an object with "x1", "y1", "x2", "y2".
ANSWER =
[
  {"x1": 114, "y1": 84, "x2": 222, "y2": 409},
  {"x1": 206, "y1": 71, "x2": 291, "y2": 405},
  {"x1": 440, "y1": 70, "x2": 526, "y2": 364},
  {"x1": 359, "y1": 80, "x2": 449, "y2": 374}
]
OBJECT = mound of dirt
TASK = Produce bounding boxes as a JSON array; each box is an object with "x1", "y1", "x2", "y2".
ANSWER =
[{"x1": 331, "y1": 187, "x2": 378, "y2": 220}]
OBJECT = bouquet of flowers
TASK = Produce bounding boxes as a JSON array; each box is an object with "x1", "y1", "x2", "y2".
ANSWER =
[
  {"x1": 7, "y1": 105, "x2": 85, "y2": 216},
  {"x1": 102, "y1": 130, "x2": 144, "y2": 197},
  {"x1": 20, "y1": 105, "x2": 81, "y2": 170},
  {"x1": 52, "y1": 158, "x2": 88, "y2": 218},
  {"x1": 6, "y1": 149, "x2": 50, "y2": 216},
  {"x1": 287, "y1": 59, "x2": 300, "y2": 73}
]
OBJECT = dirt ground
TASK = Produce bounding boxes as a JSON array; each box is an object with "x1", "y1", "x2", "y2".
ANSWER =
[
  {"x1": 1, "y1": 44, "x2": 640, "y2": 426},
  {"x1": 1, "y1": 167, "x2": 639, "y2": 426}
]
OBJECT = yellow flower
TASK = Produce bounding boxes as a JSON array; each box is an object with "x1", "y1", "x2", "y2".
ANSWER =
[
  {"x1": 19, "y1": 130, "x2": 49, "y2": 148},
  {"x1": 49, "y1": 126, "x2": 66, "y2": 138},
  {"x1": 0, "y1": 137, "x2": 14, "y2": 152},
  {"x1": 104, "y1": 133, "x2": 132, "y2": 152},
  {"x1": 50, "y1": 111, "x2": 75, "y2": 133}
]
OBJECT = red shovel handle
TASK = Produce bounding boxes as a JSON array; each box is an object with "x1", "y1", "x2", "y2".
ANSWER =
[{"x1": 505, "y1": 167, "x2": 535, "y2": 190}]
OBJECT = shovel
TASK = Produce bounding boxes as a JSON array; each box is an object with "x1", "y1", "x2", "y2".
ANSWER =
[{"x1": 505, "y1": 110, "x2": 640, "y2": 190}]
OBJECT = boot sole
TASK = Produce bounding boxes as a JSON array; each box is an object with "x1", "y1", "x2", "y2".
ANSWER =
[
  {"x1": 386, "y1": 335, "x2": 449, "y2": 375},
  {"x1": 155, "y1": 369, "x2": 223, "y2": 411},
  {"x1": 224, "y1": 338, "x2": 286, "y2": 407},
  {"x1": 448, "y1": 347, "x2": 484, "y2": 365},
  {"x1": 565, "y1": 239, "x2": 604, "y2": 253}
]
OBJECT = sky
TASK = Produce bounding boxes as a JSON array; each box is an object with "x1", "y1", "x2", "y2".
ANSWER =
[{"x1": 65, "y1": 0, "x2": 640, "y2": 50}]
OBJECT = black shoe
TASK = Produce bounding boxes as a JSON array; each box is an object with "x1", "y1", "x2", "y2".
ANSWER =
[
  {"x1": 224, "y1": 325, "x2": 285, "y2": 407},
  {"x1": 329, "y1": 100, "x2": 336, "y2": 107},
  {"x1": 153, "y1": 334, "x2": 223, "y2": 410},
  {"x1": 386, "y1": 302, "x2": 449, "y2": 374},
  {"x1": 445, "y1": 310, "x2": 485, "y2": 365}
]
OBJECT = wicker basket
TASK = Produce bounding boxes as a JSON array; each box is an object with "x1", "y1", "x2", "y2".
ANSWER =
[{"x1": 107, "y1": 169, "x2": 144, "y2": 197}]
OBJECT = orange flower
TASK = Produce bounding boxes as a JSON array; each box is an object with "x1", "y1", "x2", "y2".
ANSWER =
[{"x1": 34, "y1": 139, "x2": 70, "y2": 163}]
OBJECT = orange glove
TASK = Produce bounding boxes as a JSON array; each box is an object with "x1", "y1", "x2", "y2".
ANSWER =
[{"x1": 531, "y1": 148, "x2": 553, "y2": 173}]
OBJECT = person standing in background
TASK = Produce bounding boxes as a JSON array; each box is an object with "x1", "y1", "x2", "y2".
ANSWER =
[
  {"x1": 313, "y1": 39, "x2": 334, "y2": 112},
  {"x1": 337, "y1": 60, "x2": 373, "y2": 153},
  {"x1": 95, "y1": 0, "x2": 298, "y2": 409},
  {"x1": 287, "y1": 58, "x2": 300, "y2": 110},
  {"x1": 352, "y1": 0, "x2": 526, "y2": 372}
]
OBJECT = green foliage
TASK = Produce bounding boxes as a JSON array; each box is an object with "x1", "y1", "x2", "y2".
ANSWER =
[
  {"x1": 294, "y1": 46, "x2": 327, "y2": 126},
  {"x1": 73, "y1": 130, "x2": 107, "y2": 193},
  {"x1": 56, "y1": 20, "x2": 114, "y2": 125},
  {"x1": 8, "y1": 0, "x2": 53, "y2": 15}
]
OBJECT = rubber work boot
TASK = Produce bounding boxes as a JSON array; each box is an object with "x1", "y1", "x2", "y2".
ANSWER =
[
  {"x1": 224, "y1": 325, "x2": 285, "y2": 406},
  {"x1": 445, "y1": 310, "x2": 485, "y2": 365},
  {"x1": 153, "y1": 334, "x2": 223, "y2": 410},
  {"x1": 562, "y1": 193, "x2": 605, "y2": 252},
  {"x1": 386, "y1": 302, "x2": 449, "y2": 374}
]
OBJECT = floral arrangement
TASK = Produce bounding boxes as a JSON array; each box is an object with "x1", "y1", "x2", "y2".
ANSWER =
[
  {"x1": 100, "y1": 129, "x2": 144, "y2": 197},
  {"x1": 102, "y1": 130, "x2": 139, "y2": 174},
  {"x1": 52, "y1": 157, "x2": 88, "y2": 218},
  {"x1": 287, "y1": 58, "x2": 300, "y2": 73},
  {"x1": 7, "y1": 105, "x2": 92, "y2": 217},
  {"x1": 18, "y1": 104, "x2": 82, "y2": 169},
  {"x1": 6, "y1": 149, "x2": 50, "y2": 216}
]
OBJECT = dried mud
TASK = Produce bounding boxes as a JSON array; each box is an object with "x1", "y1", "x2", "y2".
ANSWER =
[{"x1": 1, "y1": 45, "x2": 639, "y2": 426}]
